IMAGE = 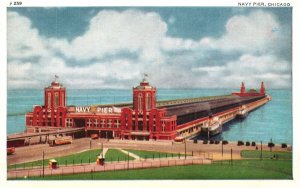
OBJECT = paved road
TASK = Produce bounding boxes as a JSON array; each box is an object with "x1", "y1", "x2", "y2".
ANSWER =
[{"x1": 7, "y1": 138, "x2": 290, "y2": 165}]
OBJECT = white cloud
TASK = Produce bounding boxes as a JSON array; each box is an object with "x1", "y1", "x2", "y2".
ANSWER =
[
  {"x1": 7, "y1": 11, "x2": 49, "y2": 59},
  {"x1": 199, "y1": 10, "x2": 281, "y2": 53},
  {"x1": 7, "y1": 9, "x2": 291, "y2": 89},
  {"x1": 192, "y1": 54, "x2": 291, "y2": 88},
  {"x1": 162, "y1": 37, "x2": 199, "y2": 51},
  {"x1": 52, "y1": 10, "x2": 167, "y2": 62}
]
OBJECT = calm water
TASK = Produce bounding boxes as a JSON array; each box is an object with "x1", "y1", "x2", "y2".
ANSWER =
[{"x1": 7, "y1": 88, "x2": 292, "y2": 144}]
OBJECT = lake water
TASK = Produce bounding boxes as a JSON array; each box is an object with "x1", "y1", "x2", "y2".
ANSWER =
[{"x1": 7, "y1": 88, "x2": 292, "y2": 144}]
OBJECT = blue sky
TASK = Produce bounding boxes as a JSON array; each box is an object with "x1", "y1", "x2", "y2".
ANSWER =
[{"x1": 7, "y1": 7, "x2": 292, "y2": 89}]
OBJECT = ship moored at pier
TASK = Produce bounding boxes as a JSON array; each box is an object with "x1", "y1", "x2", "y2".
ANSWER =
[
  {"x1": 236, "y1": 105, "x2": 249, "y2": 119},
  {"x1": 8, "y1": 77, "x2": 271, "y2": 147},
  {"x1": 200, "y1": 116, "x2": 222, "y2": 137}
]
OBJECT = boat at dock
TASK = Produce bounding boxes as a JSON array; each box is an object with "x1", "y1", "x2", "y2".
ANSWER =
[
  {"x1": 236, "y1": 105, "x2": 248, "y2": 119},
  {"x1": 201, "y1": 117, "x2": 222, "y2": 138}
]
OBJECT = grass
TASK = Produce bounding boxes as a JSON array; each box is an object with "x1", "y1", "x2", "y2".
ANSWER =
[
  {"x1": 16, "y1": 159, "x2": 292, "y2": 180},
  {"x1": 241, "y1": 150, "x2": 292, "y2": 159},
  {"x1": 125, "y1": 149, "x2": 186, "y2": 159},
  {"x1": 8, "y1": 148, "x2": 137, "y2": 169},
  {"x1": 103, "y1": 149, "x2": 134, "y2": 162},
  {"x1": 8, "y1": 149, "x2": 102, "y2": 169},
  {"x1": 9, "y1": 150, "x2": 293, "y2": 180}
]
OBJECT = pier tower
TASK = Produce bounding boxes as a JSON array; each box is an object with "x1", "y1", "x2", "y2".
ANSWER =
[
  {"x1": 260, "y1": 81, "x2": 265, "y2": 95},
  {"x1": 240, "y1": 82, "x2": 245, "y2": 95},
  {"x1": 130, "y1": 75, "x2": 157, "y2": 136},
  {"x1": 132, "y1": 75, "x2": 156, "y2": 112},
  {"x1": 26, "y1": 76, "x2": 67, "y2": 131},
  {"x1": 120, "y1": 75, "x2": 176, "y2": 140},
  {"x1": 44, "y1": 75, "x2": 66, "y2": 109}
]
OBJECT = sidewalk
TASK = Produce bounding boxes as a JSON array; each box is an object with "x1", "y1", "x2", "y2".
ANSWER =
[
  {"x1": 7, "y1": 156, "x2": 211, "y2": 179},
  {"x1": 117, "y1": 148, "x2": 142, "y2": 160}
]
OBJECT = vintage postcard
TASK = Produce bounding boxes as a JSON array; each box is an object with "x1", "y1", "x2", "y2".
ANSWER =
[{"x1": 2, "y1": 0, "x2": 299, "y2": 188}]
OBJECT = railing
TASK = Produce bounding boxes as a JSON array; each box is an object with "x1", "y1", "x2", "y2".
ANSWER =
[{"x1": 8, "y1": 157, "x2": 211, "y2": 179}]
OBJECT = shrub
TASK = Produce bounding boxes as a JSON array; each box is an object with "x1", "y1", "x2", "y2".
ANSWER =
[
  {"x1": 246, "y1": 141, "x2": 250, "y2": 146},
  {"x1": 237, "y1": 141, "x2": 244, "y2": 146},
  {"x1": 209, "y1": 140, "x2": 215, "y2": 144},
  {"x1": 222, "y1": 140, "x2": 228, "y2": 145},
  {"x1": 268, "y1": 142, "x2": 275, "y2": 147},
  {"x1": 193, "y1": 139, "x2": 198, "y2": 144},
  {"x1": 215, "y1": 140, "x2": 220, "y2": 144},
  {"x1": 203, "y1": 140, "x2": 208, "y2": 144},
  {"x1": 251, "y1": 142, "x2": 256, "y2": 146},
  {"x1": 281, "y1": 143, "x2": 287, "y2": 148}
]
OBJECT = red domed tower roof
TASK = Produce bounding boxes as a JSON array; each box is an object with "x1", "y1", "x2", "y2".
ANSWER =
[
  {"x1": 48, "y1": 75, "x2": 64, "y2": 89},
  {"x1": 134, "y1": 74, "x2": 154, "y2": 90},
  {"x1": 133, "y1": 74, "x2": 156, "y2": 111},
  {"x1": 44, "y1": 75, "x2": 66, "y2": 109}
]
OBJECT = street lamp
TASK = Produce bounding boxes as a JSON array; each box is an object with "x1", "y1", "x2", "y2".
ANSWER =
[
  {"x1": 260, "y1": 140, "x2": 263, "y2": 160},
  {"x1": 89, "y1": 138, "x2": 92, "y2": 149},
  {"x1": 230, "y1": 148, "x2": 233, "y2": 166},
  {"x1": 42, "y1": 151, "x2": 45, "y2": 178},
  {"x1": 207, "y1": 130, "x2": 209, "y2": 140},
  {"x1": 184, "y1": 139, "x2": 187, "y2": 160},
  {"x1": 101, "y1": 142, "x2": 104, "y2": 158},
  {"x1": 221, "y1": 136, "x2": 224, "y2": 157},
  {"x1": 270, "y1": 138, "x2": 273, "y2": 152},
  {"x1": 127, "y1": 151, "x2": 129, "y2": 170}
]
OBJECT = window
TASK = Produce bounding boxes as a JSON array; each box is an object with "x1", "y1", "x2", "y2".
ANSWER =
[
  {"x1": 59, "y1": 117, "x2": 62, "y2": 127},
  {"x1": 132, "y1": 121, "x2": 135, "y2": 131},
  {"x1": 146, "y1": 93, "x2": 151, "y2": 110},
  {"x1": 48, "y1": 93, "x2": 51, "y2": 108},
  {"x1": 133, "y1": 94, "x2": 137, "y2": 109},
  {"x1": 108, "y1": 120, "x2": 112, "y2": 128},
  {"x1": 66, "y1": 118, "x2": 73, "y2": 127},
  {"x1": 101, "y1": 119, "x2": 105, "y2": 128},
  {"x1": 138, "y1": 121, "x2": 143, "y2": 131},
  {"x1": 115, "y1": 119, "x2": 120, "y2": 128},
  {"x1": 29, "y1": 117, "x2": 33, "y2": 126},
  {"x1": 47, "y1": 118, "x2": 51, "y2": 126},
  {"x1": 61, "y1": 94, "x2": 64, "y2": 106},
  {"x1": 146, "y1": 121, "x2": 149, "y2": 131},
  {"x1": 138, "y1": 93, "x2": 142, "y2": 111},
  {"x1": 87, "y1": 119, "x2": 92, "y2": 127},
  {"x1": 94, "y1": 119, "x2": 99, "y2": 127},
  {"x1": 55, "y1": 93, "x2": 59, "y2": 107}
]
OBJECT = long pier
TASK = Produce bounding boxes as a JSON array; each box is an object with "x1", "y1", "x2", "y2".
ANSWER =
[
  {"x1": 175, "y1": 96, "x2": 270, "y2": 139},
  {"x1": 7, "y1": 94, "x2": 270, "y2": 146}
]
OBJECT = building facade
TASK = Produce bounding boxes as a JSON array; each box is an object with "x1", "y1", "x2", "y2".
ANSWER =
[
  {"x1": 232, "y1": 82, "x2": 265, "y2": 97},
  {"x1": 25, "y1": 78, "x2": 177, "y2": 140}
]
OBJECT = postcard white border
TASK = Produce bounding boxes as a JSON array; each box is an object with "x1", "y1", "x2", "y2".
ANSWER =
[{"x1": 1, "y1": 0, "x2": 299, "y2": 188}]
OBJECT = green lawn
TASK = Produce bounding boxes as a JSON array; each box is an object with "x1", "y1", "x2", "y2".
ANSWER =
[
  {"x1": 125, "y1": 149, "x2": 186, "y2": 159},
  {"x1": 8, "y1": 149, "x2": 102, "y2": 169},
  {"x1": 18, "y1": 159, "x2": 292, "y2": 180},
  {"x1": 103, "y1": 149, "x2": 134, "y2": 162},
  {"x1": 241, "y1": 150, "x2": 292, "y2": 159}
]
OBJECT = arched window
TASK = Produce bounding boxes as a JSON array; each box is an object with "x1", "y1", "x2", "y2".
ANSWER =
[
  {"x1": 138, "y1": 93, "x2": 142, "y2": 111},
  {"x1": 61, "y1": 94, "x2": 64, "y2": 106},
  {"x1": 146, "y1": 93, "x2": 151, "y2": 110},
  {"x1": 48, "y1": 93, "x2": 51, "y2": 108},
  {"x1": 55, "y1": 92, "x2": 59, "y2": 107}
]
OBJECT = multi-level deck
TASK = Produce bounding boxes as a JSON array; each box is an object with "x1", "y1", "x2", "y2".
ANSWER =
[{"x1": 168, "y1": 95, "x2": 270, "y2": 139}]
